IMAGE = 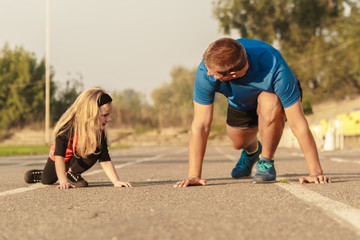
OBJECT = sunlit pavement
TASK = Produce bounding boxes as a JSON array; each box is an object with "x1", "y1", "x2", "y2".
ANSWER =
[{"x1": 1, "y1": 146, "x2": 359, "y2": 240}]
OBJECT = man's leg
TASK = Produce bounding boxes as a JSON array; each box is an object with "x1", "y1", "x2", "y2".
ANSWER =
[
  {"x1": 226, "y1": 125, "x2": 258, "y2": 152},
  {"x1": 257, "y1": 91, "x2": 285, "y2": 158},
  {"x1": 226, "y1": 104, "x2": 262, "y2": 179},
  {"x1": 253, "y1": 91, "x2": 285, "y2": 182},
  {"x1": 228, "y1": 126, "x2": 262, "y2": 178}
]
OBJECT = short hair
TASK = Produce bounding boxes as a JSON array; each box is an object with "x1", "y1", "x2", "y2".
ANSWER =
[{"x1": 203, "y1": 38, "x2": 247, "y2": 75}]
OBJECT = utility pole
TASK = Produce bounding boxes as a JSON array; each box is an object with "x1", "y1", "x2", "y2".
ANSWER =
[{"x1": 45, "y1": 0, "x2": 50, "y2": 144}]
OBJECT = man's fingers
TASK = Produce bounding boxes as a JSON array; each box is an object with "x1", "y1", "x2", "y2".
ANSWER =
[
  {"x1": 299, "y1": 178, "x2": 306, "y2": 184},
  {"x1": 174, "y1": 179, "x2": 206, "y2": 187},
  {"x1": 173, "y1": 180, "x2": 188, "y2": 188},
  {"x1": 182, "y1": 180, "x2": 189, "y2": 187},
  {"x1": 314, "y1": 177, "x2": 320, "y2": 184},
  {"x1": 199, "y1": 179, "x2": 207, "y2": 186},
  {"x1": 299, "y1": 175, "x2": 331, "y2": 184}
]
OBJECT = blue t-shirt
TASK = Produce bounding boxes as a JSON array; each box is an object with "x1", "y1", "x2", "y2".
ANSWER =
[{"x1": 193, "y1": 38, "x2": 300, "y2": 110}]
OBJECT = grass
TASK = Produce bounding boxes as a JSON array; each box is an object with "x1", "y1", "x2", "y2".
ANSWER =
[
  {"x1": 109, "y1": 144, "x2": 130, "y2": 150},
  {"x1": 0, "y1": 145, "x2": 50, "y2": 156},
  {"x1": 279, "y1": 178, "x2": 289, "y2": 183},
  {"x1": 0, "y1": 144, "x2": 129, "y2": 157}
]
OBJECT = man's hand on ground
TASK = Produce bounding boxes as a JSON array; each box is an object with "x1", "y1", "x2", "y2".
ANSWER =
[
  {"x1": 173, "y1": 178, "x2": 207, "y2": 187},
  {"x1": 299, "y1": 175, "x2": 331, "y2": 184}
]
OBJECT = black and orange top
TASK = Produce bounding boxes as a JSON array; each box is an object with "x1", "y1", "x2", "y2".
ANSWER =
[{"x1": 48, "y1": 129, "x2": 111, "y2": 163}]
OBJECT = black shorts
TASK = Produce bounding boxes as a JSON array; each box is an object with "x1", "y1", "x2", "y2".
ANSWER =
[
  {"x1": 226, "y1": 80, "x2": 302, "y2": 128},
  {"x1": 226, "y1": 104, "x2": 258, "y2": 128}
]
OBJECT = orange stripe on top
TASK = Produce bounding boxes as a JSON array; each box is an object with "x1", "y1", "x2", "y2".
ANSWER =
[{"x1": 49, "y1": 136, "x2": 77, "y2": 162}]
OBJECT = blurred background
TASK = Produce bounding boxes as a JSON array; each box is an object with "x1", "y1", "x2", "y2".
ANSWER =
[{"x1": 0, "y1": 0, "x2": 359, "y2": 152}]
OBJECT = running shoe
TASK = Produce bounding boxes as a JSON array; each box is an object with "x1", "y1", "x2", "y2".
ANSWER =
[
  {"x1": 24, "y1": 169, "x2": 43, "y2": 183},
  {"x1": 231, "y1": 141, "x2": 262, "y2": 179},
  {"x1": 67, "y1": 172, "x2": 88, "y2": 187},
  {"x1": 253, "y1": 160, "x2": 276, "y2": 183}
]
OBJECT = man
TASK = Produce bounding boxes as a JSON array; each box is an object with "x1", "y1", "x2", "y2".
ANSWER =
[{"x1": 174, "y1": 38, "x2": 330, "y2": 187}]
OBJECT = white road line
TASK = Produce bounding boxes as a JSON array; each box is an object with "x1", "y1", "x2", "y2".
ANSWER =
[
  {"x1": 216, "y1": 149, "x2": 360, "y2": 236},
  {"x1": 84, "y1": 153, "x2": 172, "y2": 176},
  {"x1": 0, "y1": 148, "x2": 187, "y2": 197},
  {"x1": 12, "y1": 160, "x2": 47, "y2": 167},
  {"x1": 290, "y1": 152, "x2": 303, "y2": 157},
  {"x1": 214, "y1": 147, "x2": 237, "y2": 161},
  {"x1": 0, "y1": 184, "x2": 47, "y2": 197},
  {"x1": 276, "y1": 183, "x2": 360, "y2": 236},
  {"x1": 330, "y1": 157, "x2": 360, "y2": 164}
]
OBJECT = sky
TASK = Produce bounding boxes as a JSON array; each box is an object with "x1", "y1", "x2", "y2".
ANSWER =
[{"x1": 0, "y1": 0, "x2": 237, "y2": 99}]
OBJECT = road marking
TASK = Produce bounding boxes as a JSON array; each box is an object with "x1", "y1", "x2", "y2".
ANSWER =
[
  {"x1": 0, "y1": 148, "x2": 187, "y2": 197},
  {"x1": 217, "y1": 150, "x2": 360, "y2": 236},
  {"x1": 11, "y1": 160, "x2": 47, "y2": 167},
  {"x1": 84, "y1": 152, "x2": 181, "y2": 176},
  {"x1": 0, "y1": 184, "x2": 46, "y2": 197},
  {"x1": 330, "y1": 157, "x2": 360, "y2": 164},
  {"x1": 290, "y1": 152, "x2": 303, "y2": 157},
  {"x1": 276, "y1": 183, "x2": 360, "y2": 236},
  {"x1": 215, "y1": 147, "x2": 237, "y2": 161}
]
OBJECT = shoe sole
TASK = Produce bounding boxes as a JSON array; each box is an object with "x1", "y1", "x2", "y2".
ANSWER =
[
  {"x1": 24, "y1": 169, "x2": 43, "y2": 184},
  {"x1": 232, "y1": 175, "x2": 252, "y2": 179},
  {"x1": 252, "y1": 179, "x2": 277, "y2": 184}
]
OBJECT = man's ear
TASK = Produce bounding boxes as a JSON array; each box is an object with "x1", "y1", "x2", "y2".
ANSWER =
[{"x1": 230, "y1": 71, "x2": 237, "y2": 77}]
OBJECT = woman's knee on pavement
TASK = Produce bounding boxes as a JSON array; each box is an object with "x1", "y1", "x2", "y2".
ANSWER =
[{"x1": 41, "y1": 177, "x2": 57, "y2": 185}]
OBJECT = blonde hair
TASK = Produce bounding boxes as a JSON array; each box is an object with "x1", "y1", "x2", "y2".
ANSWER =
[{"x1": 53, "y1": 86, "x2": 109, "y2": 158}]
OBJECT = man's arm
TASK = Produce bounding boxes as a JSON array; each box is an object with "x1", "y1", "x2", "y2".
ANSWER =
[
  {"x1": 174, "y1": 101, "x2": 214, "y2": 187},
  {"x1": 284, "y1": 99, "x2": 330, "y2": 183}
]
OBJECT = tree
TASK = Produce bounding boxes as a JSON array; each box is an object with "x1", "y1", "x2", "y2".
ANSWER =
[
  {"x1": 152, "y1": 66, "x2": 195, "y2": 128},
  {"x1": 0, "y1": 44, "x2": 84, "y2": 133},
  {"x1": 51, "y1": 74, "x2": 84, "y2": 123},
  {"x1": 0, "y1": 44, "x2": 55, "y2": 129},
  {"x1": 213, "y1": 0, "x2": 360, "y2": 105},
  {"x1": 111, "y1": 88, "x2": 155, "y2": 128}
]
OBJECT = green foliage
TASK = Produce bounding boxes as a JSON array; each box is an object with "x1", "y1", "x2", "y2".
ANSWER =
[
  {"x1": 213, "y1": 0, "x2": 360, "y2": 106},
  {"x1": 279, "y1": 178, "x2": 289, "y2": 183},
  {"x1": 51, "y1": 76, "x2": 84, "y2": 123},
  {"x1": 0, "y1": 145, "x2": 50, "y2": 156},
  {"x1": 0, "y1": 44, "x2": 55, "y2": 129},
  {"x1": 151, "y1": 66, "x2": 228, "y2": 128},
  {"x1": 0, "y1": 44, "x2": 85, "y2": 134},
  {"x1": 301, "y1": 96, "x2": 313, "y2": 115},
  {"x1": 152, "y1": 66, "x2": 196, "y2": 128},
  {"x1": 111, "y1": 88, "x2": 156, "y2": 128}
]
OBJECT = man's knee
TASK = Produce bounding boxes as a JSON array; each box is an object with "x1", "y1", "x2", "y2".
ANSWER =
[
  {"x1": 231, "y1": 139, "x2": 247, "y2": 150},
  {"x1": 257, "y1": 92, "x2": 284, "y2": 124},
  {"x1": 226, "y1": 125, "x2": 258, "y2": 150}
]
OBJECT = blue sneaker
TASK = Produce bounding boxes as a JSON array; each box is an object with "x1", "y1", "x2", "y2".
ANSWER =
[
  {"x1": 253, "y1": 160, "x2": 276, "y2": 183},
  {"x1": 231, "y1": 141, "x2": 262, "y2": 179}
]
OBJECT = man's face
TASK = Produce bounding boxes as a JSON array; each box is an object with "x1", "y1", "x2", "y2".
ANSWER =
[{"x1": 206, "y1": 60, "x2": 249, "y2": 82}]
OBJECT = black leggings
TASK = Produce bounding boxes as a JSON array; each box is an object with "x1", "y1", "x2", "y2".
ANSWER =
[{"x1": 41, "y1": 155, "x2": 98, "y2": 185}]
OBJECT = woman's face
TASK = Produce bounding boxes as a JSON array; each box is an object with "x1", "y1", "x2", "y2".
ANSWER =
[{"x1": 99, "y1": 102, "x2": 112, "y2": 129}]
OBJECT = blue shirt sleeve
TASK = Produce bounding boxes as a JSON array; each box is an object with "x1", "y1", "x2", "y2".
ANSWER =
[
  {"x1": 193, "y1": 62, "x2": 217, "y2": 105},
  {"x1": 273, "y1": 60, "x2": 300, "y2": 108}
]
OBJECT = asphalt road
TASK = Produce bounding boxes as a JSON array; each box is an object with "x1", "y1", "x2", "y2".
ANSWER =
[{"x1": 1, "y1": 146, "x2": 360, "y2": 240}]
